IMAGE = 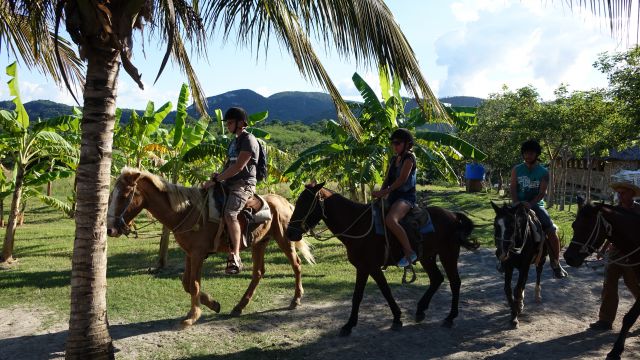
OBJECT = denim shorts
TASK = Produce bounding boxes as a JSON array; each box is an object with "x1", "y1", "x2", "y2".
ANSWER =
[
  {"x1": 531, "y1": 204, "x2": 556, "y2": 233},
  {"x1": 387, "y1": 191, "x2": 416, "y2": 208}
]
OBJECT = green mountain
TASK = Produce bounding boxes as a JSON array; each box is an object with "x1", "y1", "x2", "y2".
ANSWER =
[{"x1": 0, "y1": 91, "x2": 484, "y2": 124}]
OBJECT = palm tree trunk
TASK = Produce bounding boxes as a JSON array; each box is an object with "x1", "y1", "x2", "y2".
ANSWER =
[
  {"x1": 65, "y1": 50, "x2": 119, "y2": 360},
  {"x1": 1, "y1": 164, "x2": 25, "y2": 263}
]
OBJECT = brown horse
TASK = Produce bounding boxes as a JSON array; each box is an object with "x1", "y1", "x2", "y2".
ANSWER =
[
  {"x1": 286, "y1": 182, "x2": 477, "y2": 336},
  {"x1": 106, "y1": 168, "x2": 315, "y2": 326},
  {"x1": 564, "y1": 200, "x2": 640, "y2": 360}
]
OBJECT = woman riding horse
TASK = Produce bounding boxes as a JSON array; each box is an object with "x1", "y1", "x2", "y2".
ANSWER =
[{"x1": 372, "y1": 128, "x2": 418, "y2": 267}]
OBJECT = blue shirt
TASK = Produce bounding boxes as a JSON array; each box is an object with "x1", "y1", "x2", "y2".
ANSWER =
[{"x1": 514, "y1": 163, "x2": 548, "y2": 206}]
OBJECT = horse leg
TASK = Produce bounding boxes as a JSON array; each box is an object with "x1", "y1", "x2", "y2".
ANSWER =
[
  {"x1": 441, "y1": 252, "x2": 461, "y2": 328},
  {"x1": 607, "y1": 298, "x2": 640, "y2": 360},
  {"x1": 181, "y1": 256, "x2": 191, "y2": 293},
  {"x1": 340, "y1": 268, "x2": 369, "y2": 337},
  {"x1": 504, "y1": 264, "x2": 514, "y2": 310},
  {"x1": 182, "y1": 255, "x2": 206, "y2": 327},
  {"x1": 275, "y1": 235, "x2": 304, "y2": 309},
  {"x1": 370, "y1": 268, "x2": 402, "y2": 330},
  {"x1": 534, "y1": 255, "x2": 546, "y2": 304},
  {"x1": 416, "y1": 256, "x2": 444, "y2": 323},
  {"x1": 511, "y1": 266, "x2": 530, "y2": 329},
  {"x1": 231, "y1": 239, "x2": 268, "y2": 317}
]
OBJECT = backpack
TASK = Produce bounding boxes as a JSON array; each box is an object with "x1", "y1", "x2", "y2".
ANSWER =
[
  {"x1": 236, "y1": 132, "x2": 268, "y2": 182},
  {"x1": 255, "y1": 138, "x2": 268, "y2": 182}
]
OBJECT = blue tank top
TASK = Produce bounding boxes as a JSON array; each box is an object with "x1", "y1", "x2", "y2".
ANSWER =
[
  {"x1": 514, "y1": 163, "x2": 548, "y2": 206},
  {"x1": 387, "y1": 152, "x2": 417, "y2": 195}
]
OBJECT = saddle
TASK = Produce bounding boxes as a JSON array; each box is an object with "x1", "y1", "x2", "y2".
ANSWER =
[{"x1": 206, "y1": 184, "x2": 272, "y2": 252}]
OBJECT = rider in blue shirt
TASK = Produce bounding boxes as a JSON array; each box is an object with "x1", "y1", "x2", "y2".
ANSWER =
[{"x1": 510, "y1": 139, "x2": 567, "y2": 279}]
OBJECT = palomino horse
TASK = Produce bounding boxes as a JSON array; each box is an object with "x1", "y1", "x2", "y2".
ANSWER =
[
  {"x1": 286, "y1": 182, "x2": 477, "y2": 336},
  {"x1": 107, "y1": 168, "x2": 315, "y2": 326},
  {"x1": 564, "y1": 200, "x2": 640, "y2": 360},
  {"x1": 491, "y1": 201, "x2": 547, "y2": 328}
]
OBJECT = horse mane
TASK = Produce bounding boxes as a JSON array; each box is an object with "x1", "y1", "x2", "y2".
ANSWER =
[{"x1": 118, "y1": 167, "x2": 204, "y2": 213}]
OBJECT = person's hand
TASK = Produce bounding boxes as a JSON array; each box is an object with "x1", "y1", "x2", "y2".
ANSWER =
[{"x1": 372, "y1": 190, "x2": 387, "y2": 198}]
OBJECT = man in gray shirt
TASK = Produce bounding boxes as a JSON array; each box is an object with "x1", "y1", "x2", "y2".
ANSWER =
[{"x1": 204, "y1": 107, "x2": 259, "y2": 274}]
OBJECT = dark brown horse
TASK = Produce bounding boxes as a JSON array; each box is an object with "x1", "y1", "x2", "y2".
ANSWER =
[
  {"x1": 564, "y1": 200, "x2": 640, "y2": 360},
  {"x1": 286, "y1": 182, "x2": 477, "y2": 336},
  {"x1": 491, "y1": 201, "x2": 548, "y2": 328},
  {"x1": 107, "y1": 168, "x2": 315, "y2": 326}
]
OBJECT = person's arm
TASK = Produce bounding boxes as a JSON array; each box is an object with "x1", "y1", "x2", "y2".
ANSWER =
[
  {"x1": 510, "y1": 167, "x2": 519, "y2": 204},
  {"x1": 528, "y1": 173, "x2": 549, "y2": 206},
  {"x1": 216, "y1": 151, "x2": 251, "y2": 181},
  {"x1": 373, "y1": 158, "x2": 413, "y2": 198}
]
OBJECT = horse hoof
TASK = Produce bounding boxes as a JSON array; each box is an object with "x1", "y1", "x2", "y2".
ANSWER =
[
  {"x1": 339, "y1": 327, "x2": 352, "y2": 337},
  {"x1": 441, "y1": 319, "x2": 454, "y2": 328},
  {"x1": 212, "y1": 301, "x2": 221, "y2": 313},
  {"x1": 391, "y1": 320, "x2": 403, "y2": 331},
  {"x1": 289, "y1": 298, "x2": 301, "y2": 310},
  {"x1": 181, "y1": 318, "x2": 195, "y2": 327},
  {"x1": 230, "y1": 308, "x2": 242, "y2": 317},
  {"x1": 415, "y1": 312, "x2": 426, "y2": 323},
  {"x1": 511, "y1": 320, "x2": 519, "y2": 329}
]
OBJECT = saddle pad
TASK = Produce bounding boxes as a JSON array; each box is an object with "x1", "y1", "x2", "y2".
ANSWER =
[
  {"x1": 372, "y1": 201, "x2": 434, "y2": 236},
  {"x1": 207, "y1": 189, "x2": 271, "y2": 224}
]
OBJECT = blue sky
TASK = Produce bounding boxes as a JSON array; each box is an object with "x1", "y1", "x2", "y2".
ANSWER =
[{"x1": 0, "y1": 0, "x2": 636, "y2": 108}]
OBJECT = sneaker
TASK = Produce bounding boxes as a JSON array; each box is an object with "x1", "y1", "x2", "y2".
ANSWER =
[
  {"x1": 589, "y1": 320, "x2": 612, "y2": 331},
  {"x1": 397, "y1": 251, "x2": 418, "y2": 267}
]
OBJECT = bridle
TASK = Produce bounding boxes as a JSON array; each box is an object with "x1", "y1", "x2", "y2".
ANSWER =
[
  {"x1": 495, "y1": 210, "x2": 531, "y2": 260},
  {"x1": 289, "y1": 188, "x2": 373, "y2": 241},
  {"x1": 569, "y1": 210, "x2": 612, "y2": 255},
  {"x1": 114, "y1": 184, "x2": 137, "y2": 236}
]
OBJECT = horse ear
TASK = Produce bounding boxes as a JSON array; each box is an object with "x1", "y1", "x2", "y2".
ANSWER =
[
  {"x1": 490, "y1": 201, "x2": 501, "y2": 213},
  {"x1": 313, "y1": 181, "x2": 326, "y2": 192},
  {"x1": 576, "y1": 195, "x2": 585, "y2": 209}
]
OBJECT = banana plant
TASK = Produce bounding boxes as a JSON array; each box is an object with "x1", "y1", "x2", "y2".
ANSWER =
[
  {"x1": 285, "y1": 68, "x2": 487, "y2": 200},
  {"x1": 0, "y1": 62, "x2": 78, "y2": 264},
  {"x1": 112, "y1": 100, "x2": 173, "y2": 172}
]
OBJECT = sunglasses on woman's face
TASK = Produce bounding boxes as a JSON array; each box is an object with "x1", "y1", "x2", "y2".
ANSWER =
[{"x1": 391, "y1": 140, "x2": 403, "y2": 146}]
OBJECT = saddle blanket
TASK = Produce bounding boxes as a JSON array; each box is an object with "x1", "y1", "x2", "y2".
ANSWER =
[{"x1": 372, "y1": 201, "x2": 435, "y2": 237}]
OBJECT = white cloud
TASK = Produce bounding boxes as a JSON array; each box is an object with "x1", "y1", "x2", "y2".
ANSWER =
[{"x1": 435, "y1": 1, "x2": 626, "y2": 99}]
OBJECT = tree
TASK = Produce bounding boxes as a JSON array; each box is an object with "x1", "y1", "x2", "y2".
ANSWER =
[
  {"x1": 0, "y1": 63, "x2": 77, "y2": 263},
  {"x1": 285, "y1": 69, "x2": 485, "y2": 198}
]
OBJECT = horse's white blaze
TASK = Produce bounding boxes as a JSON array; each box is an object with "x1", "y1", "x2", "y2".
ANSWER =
[
  {"x1": 497, "y1": 218, "x2": 506, "y2": 241},
  {"x1": 107, "y1": 187, "x2": 120, "y2": 228}
]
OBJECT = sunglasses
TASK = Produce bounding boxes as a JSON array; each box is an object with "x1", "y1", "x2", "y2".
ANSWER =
[{"x1": 391, "y1": 140, "x2": 403, "y2": 146}]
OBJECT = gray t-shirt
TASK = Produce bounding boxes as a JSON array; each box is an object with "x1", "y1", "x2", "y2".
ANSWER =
[{"x1": 225, "y1": 130, "x2": 259, "y2": 186}]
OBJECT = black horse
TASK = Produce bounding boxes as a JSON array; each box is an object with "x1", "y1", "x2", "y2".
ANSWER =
[
  {"x1": 491, "y1": 201, "x2": 548, "y2": 328},
  {"x1": 564, "y1": 200, "x2": 640, "y2": 360},
  {"x1": 286, "y1": 182, "x2": 477, "y2": 336}
]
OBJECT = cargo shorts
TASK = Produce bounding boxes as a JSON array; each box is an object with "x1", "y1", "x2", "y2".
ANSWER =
[{"x1": 224, "y1": 182, "x2": 255, "y2": 218}]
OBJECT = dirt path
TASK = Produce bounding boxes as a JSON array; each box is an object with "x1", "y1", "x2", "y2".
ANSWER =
[{"x1": 2, "y1": 249, "x2": 639, "y2": 360}]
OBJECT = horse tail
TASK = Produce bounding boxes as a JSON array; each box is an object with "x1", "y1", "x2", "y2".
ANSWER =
[
  {"x1": 454, "y1": 212, "x2": 479, "y2": 250},
  {"x1": 294, "y1": 238, "x2": 316, "y2": 265}
]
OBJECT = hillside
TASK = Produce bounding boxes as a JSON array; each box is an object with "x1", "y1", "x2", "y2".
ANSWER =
[{"x1": 0, "y1": 91, "x2": 484, "y2": 124}]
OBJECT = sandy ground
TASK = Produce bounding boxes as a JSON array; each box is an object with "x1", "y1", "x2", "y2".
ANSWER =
[{"x1": 2, "y1": 248, "x2": 639, "y2": 360}]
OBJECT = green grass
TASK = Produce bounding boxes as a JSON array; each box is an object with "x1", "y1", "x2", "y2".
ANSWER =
[{"x1": 0, "y1": 183, "x2": 579, "y2": 353}]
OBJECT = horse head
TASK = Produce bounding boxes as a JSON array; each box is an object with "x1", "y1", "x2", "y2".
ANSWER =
[
  {"x1": 491, "y1": 201, "x2": 529, "y2": 261},
  {"x1": 107, "y1": 169, "x2": 146, "y2": 237},
  {"x1": 286, "y1": 181, "x2": 326, "y2": 242},
  {"x1": 564, "y1": 200, "x2": 609, "y2": 267}
]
